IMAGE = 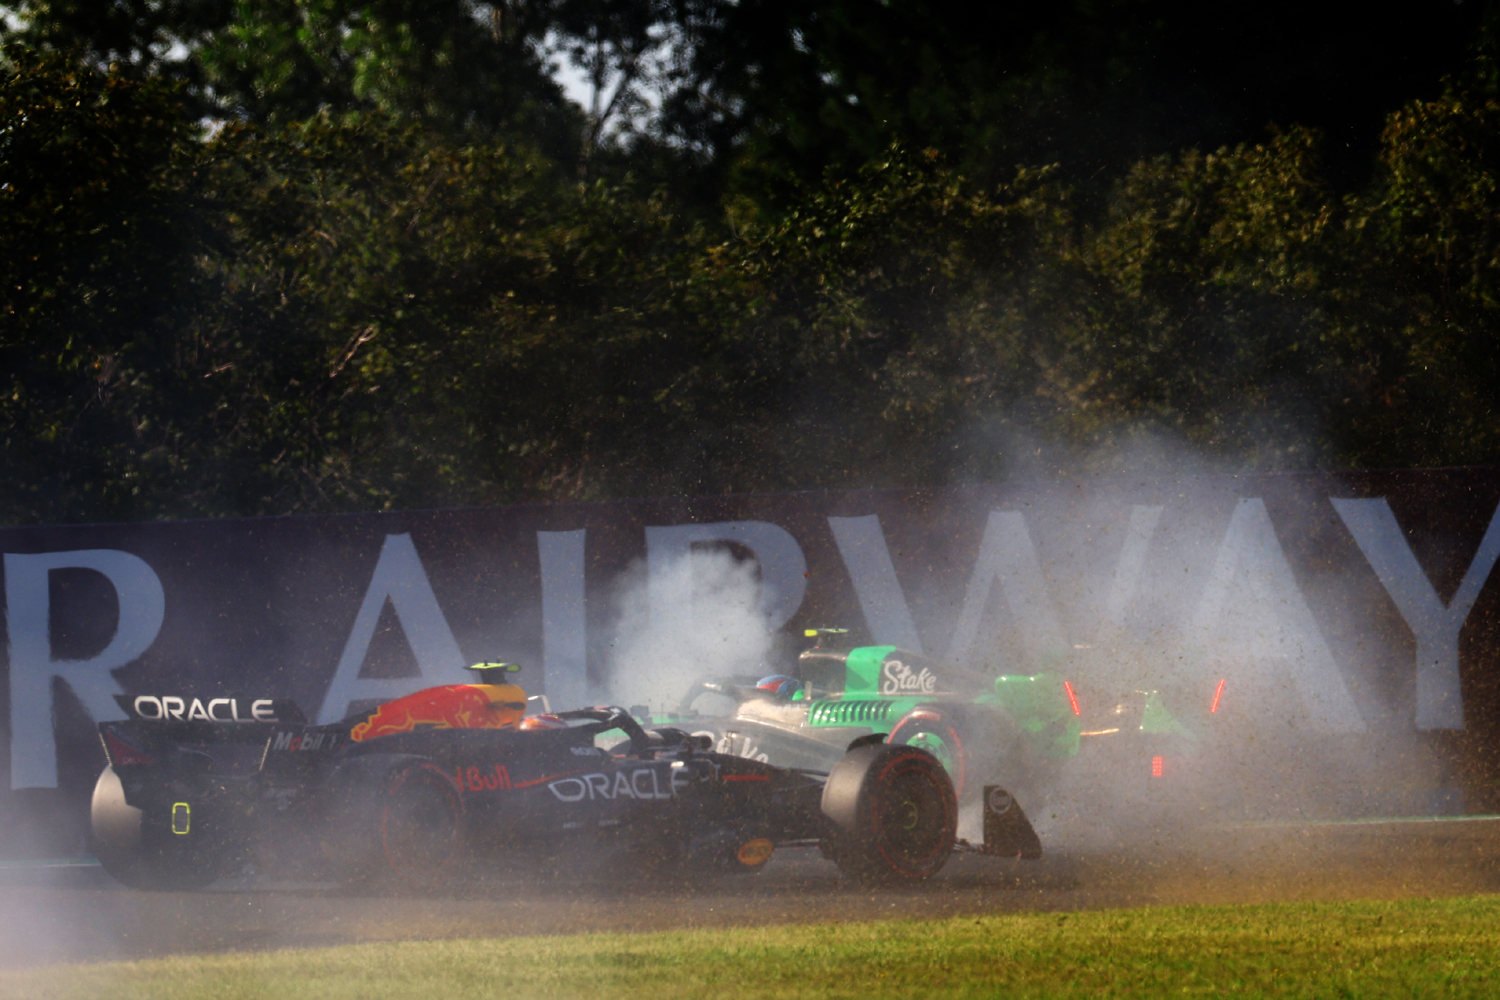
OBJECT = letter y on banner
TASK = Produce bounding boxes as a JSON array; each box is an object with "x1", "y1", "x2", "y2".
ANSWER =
[
  {"x1": 1332, "y1": 497, "x2": 1500, "y2": 730},
  {"x1": 7, "y1": 550, "x2": 165, "y2": 789},
  {"x1": 316, "y1": 534, "x2": 465, "y2": 723}
]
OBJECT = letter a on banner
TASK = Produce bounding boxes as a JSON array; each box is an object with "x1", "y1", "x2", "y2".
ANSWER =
[
  {"x1": 1191, "y1": 499, "x2": 1365, "y2": 732},
  {"x1": 7, "y1": 550, "x2": 165, "y2": 789},
  {"x1": 1332, "y1": 497, "x2": 1500, "y2": 730},
  {"x1": 1100, "y1": 505, "x2": 1165, "y2": 633},
  {"x1": 317, "y1": 534, "x2": 466, "y2": 723}
]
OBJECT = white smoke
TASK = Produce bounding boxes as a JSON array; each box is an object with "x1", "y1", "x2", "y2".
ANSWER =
[{"x1": 601, "y1": 548, "x2": 779, "y2": 714}]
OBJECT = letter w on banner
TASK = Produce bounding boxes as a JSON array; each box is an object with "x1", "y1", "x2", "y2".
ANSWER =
[{"x1": 945, "y1": 512, "x2": 1068, "y2": 672}]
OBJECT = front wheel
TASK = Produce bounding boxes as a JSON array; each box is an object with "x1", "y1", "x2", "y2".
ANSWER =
[{"x1": 820, "y1": 744, "x2": 957, "y2": 884}]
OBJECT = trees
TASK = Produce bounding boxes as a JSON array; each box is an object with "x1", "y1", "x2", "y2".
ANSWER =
[
  {"x1": 0, "y1": 49, "x2": 206, "y2": 522},
  {"x1": 660, "y1": 0, "x2": 1485, "y2": 209},
  {"x1": 7, "y1": 15, "x2": 1500, "y2": 525},
  {"x1": 1327, "y1": 78, "x2": 1500, "y2": 468}
]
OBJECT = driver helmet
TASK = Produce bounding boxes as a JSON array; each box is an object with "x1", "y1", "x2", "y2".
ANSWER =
[
  {"x1": 520, "y1": 713, "x2": 568, "y2": 730},
  {"x1": 756, "y1": 674, "x2": 802, "y2": 699}
]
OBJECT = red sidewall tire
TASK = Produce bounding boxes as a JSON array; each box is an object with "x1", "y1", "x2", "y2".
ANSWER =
[
  {"x1": 887, "y1": 708, "x2": 968, "y2": 801},
  {"x1": 822, "y1": 744, "x2": 957, "y2": 884},
  {"x1": 867, "y1": 750, "x2": 958, "y2": 879},
  {"x1": 378, "y1": 763, "x2": 464, "y2": 886}
]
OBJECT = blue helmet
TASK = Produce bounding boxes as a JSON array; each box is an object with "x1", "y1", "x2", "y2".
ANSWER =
[{"x1": 756, "y1": 674, "x2": 802, "y2": 699}]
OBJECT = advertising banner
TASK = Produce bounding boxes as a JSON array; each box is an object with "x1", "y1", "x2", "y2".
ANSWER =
[{"x1": 3, "y1": 468, "x2": 1499, "y2": 855}]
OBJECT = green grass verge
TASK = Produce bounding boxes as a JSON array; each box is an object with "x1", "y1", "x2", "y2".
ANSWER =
[{"x1": 5, "y1": 896, "x2": 1500, "y2": 999}]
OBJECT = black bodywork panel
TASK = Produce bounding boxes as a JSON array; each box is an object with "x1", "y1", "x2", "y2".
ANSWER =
[{"x1": 96, "y1": 709, "x2": 831, "y2": 881}]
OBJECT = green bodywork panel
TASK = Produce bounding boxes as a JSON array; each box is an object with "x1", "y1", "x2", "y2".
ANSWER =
[
  {"x1": 805, "y1": 696, "x2": 921, "y2": 729},
  {"x1": 843, "y1": 646, "x2": 895, "y2": 695},
  {"x1": 642, "y1": 646, "x2": 1190, "y2": 767},
  {"x1": 1142, "y1": 690, "x2": 1193, "y2": 738},
  {"x1": 980, "y1": 673, "x2": 1082, "y2": 760},
  {"x1": 827, "y1": 649, "x2": 1085, "y2": 759}
]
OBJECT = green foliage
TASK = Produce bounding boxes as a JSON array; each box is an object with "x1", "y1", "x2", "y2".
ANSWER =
[
  {"x1": 666, "y1": 0, "x2": 1485, "y2": 207},
  {"x1": 0, "y1": 50, "x2": 709, "y2": 518},
  {"x1": 0, "y1": 47, "x2": 206, "y2": 521},
  {"x1": 699, "y1": 150, "x2": 1073, "y2": 488},
  {"x1": 1052, "y1": 130, "x2": 1339, "y2": 467},
  {"x1": 9, "y1": 36, "x2": 1500, "y2": 523},
  {"x1": 1330, "y1": 85, "x2": 1500, "y2": 467},
  {"x1": 0, "y1": 0, "x2": 228, "y2": 107},
  {"x1": 198, "y1": 0, "x2": 581, "y2": 152},
  {"x1": 134, "y1": 111, "x2": 723, "y2": 513}
]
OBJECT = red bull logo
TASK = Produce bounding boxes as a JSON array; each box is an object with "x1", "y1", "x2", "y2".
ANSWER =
[{"x1": 350, "y1": 683, "x2": 526, "y2": 742}]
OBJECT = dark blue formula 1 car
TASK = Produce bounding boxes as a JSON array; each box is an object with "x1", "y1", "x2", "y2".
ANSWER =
[{"x1": 90, "y1": 665, "x2": 1041, "y2": 891}]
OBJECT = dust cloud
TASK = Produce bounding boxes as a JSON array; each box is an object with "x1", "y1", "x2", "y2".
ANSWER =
[
  {"x1": 958, "y1": 434, "x2": 1449, "y2": 853},
  {"x1": 593, "y1": 432, "x2": 1455, "y2": 857},
  {"x1": 600, "y1": 548, "x2": 780, "y2": 714}
]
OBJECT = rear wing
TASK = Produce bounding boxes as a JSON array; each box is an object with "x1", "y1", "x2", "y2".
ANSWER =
[
  {"x1": 99, "y1": 717, "x2": 281, "y2": 769},
  {"x1": 99, "y1": 714, "x2": 351, "y2": 775}
]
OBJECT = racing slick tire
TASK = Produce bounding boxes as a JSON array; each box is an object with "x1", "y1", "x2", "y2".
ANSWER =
[
  {"x1": 890, "y1": 706, "x2": 1031, "y2": 809},
  {"x1": 90, "y1": 765, "x2": 222, "y2": 891},
  {"x1": 820, "y1": 744, "x2": 957, "y2": 884},
  {"x1": 323, "y1": 756, "x2": 465, "y2": 891},
  {"x1": 376, "y1": 762, "x2": 464, "y2": 887},
  {"x1": 887, "y1": 708, "x2": 970, "y2": 801}
]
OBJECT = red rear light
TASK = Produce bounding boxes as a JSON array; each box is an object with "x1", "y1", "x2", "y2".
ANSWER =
[
  {"x1": 1063, "y1": 681, "x2": 1081, "y2": 716},
  {"x1": 1210, "y1": 678, "x2": 1226, "y2": 714},
  {"x1": 1151, "y1": 755, "x2": 1164, "y2": 777}
]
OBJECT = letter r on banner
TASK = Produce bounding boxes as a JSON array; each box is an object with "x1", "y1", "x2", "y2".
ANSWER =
[{"x1": 6, "y1": 550, "x2": 166, "y2": 789}]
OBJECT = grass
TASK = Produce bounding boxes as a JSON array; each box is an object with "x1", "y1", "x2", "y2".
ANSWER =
[{"x1": 4, "y1": 896, "x2": 1500, "y2": 999}]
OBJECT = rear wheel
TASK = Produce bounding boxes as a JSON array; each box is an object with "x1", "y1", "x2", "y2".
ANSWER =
[
  {"x1": 887, "y1": 709, "x2": 968, "y2": 800},
  {"x1": 90, "y1": 765, "x2": 222, "y2": 891},
  {"x1": 821, "y1": 744, "x2": 957, "y2": 884},
  {"x1": 377, "y1": 763, "x2": 464, "y2": 886}
]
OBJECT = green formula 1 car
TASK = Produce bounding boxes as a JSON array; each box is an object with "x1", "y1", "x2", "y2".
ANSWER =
[{"x1": 647, "y1": 630, "x2": 1216, "y2": 816}]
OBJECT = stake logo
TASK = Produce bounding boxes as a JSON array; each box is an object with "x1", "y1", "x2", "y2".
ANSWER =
[{"x1": 881, "y1": 660, "x2": 937, "y2": 696}]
